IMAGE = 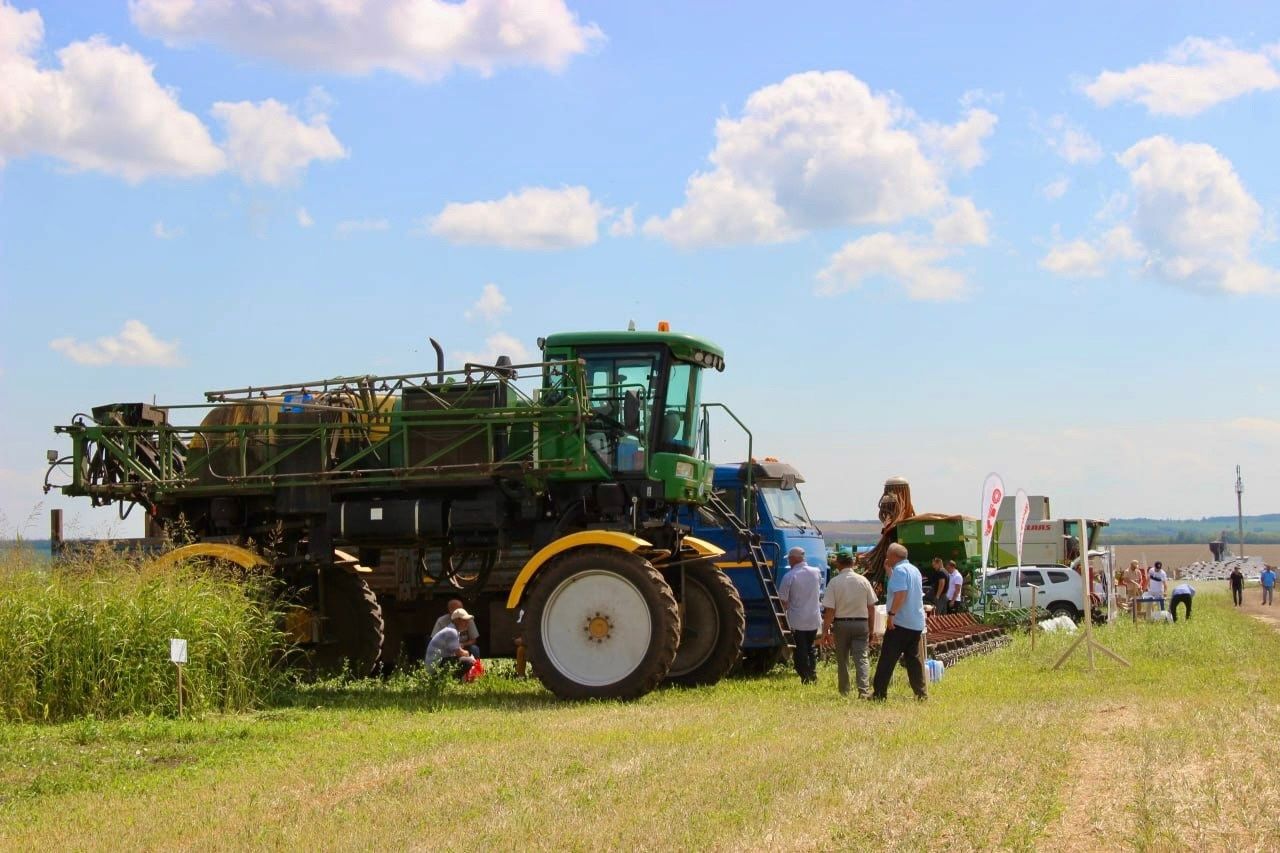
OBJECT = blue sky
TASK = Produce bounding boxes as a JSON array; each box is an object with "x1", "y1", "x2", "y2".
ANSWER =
[{"x1": 2, "y1": 0, "x2": 1279, "y2": 538}]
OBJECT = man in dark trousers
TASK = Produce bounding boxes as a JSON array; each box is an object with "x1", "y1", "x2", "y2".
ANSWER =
[
  {"x1": 1229, "y1": 565, "x2": 1244, "y2": 607},
  {"x1": 926, "y1": 557, "x2": 950, "y2": 615},
  {"x1": 778, "y1": 547, "x2": 823, "y2": 684},
  {"x1": 871, "y1": 543, "x2": 928, "y2": 701},
  {"x1": 1170, "y1": 582, "x2": 1195, "y2": 622}
]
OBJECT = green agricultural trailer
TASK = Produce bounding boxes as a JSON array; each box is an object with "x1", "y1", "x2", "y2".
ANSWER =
[{"x1": 46, "y1": 326, "x2": 785, "y2": 700}]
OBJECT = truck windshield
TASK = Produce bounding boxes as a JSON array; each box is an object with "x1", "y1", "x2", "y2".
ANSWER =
[
  {"x1": 658, "y1": 361, "x2": 703, "y2": 455},
  {"x1": 760, "y1": 486, "x2": 813, "y2": 528}
]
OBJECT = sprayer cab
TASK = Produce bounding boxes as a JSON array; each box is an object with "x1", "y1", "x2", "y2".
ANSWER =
[{"x1": 541, "y1": 328, "x2": 723, "y2": 504}]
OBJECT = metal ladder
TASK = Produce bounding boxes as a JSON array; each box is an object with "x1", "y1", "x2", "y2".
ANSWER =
[{"x1": 704, "y1": 492, "x2": 793, "y2": 649}]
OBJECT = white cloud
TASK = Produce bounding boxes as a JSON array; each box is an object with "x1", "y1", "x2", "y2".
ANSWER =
[
  {"x1": 464, "y1": 283, "x2": 509, "y2": 323},
  {"x1": 1122, "y1": 137, "x2": 1278, "y2": 292},
  {"x1": 129, "y1": 0, "x2": 603, "y2": 81},
  {"x1": 931, "y1": 197, "x2": 989, "y2": 247},
  {"x1": 1085, "y1": 37, "x2": 1280, "y2": 117},
  {"x1": 211, "y1": 97, "x2": 346, "y2": 186},
  {"x1": 0, "y1": 3, "x2": 225, "y2": 182},
  {"x1": 152, "y1": 220, "x2": 182, "y2": 239},
  {"x1": 428, "y1": 186, "x2": 601, "y2": 249},
  {"x1": 608, "y1": 206, "x2": 635, "y2": 237},
  {"x1": 646, "y1": 71, "x2": 981, "y2": 247},
  {"x1": 296, "y1": 207, "x2": 314, "y2": 227},
  {"x1": 920, "y1": 107, "x2": 998, "y2": 171},
  {"x1": 456, "y1": 332, "x2": 530, "y2": 367},
  {"x1": 817, "y1": 232, "x2": 969, "y2": 301},
  {"x1": 1040, "y1": 239, "x2": 1106, "y2": 277},
  {"x1": 335, "y1": 218, "x2": 390, "y2": 236},
  {"x1": 49, "y1": 320, "x2": 183, "y2": 366},
  {"x1": 1040, "y1": 137, "x2": 1280, "y2": 293},
  {"x1": 1042, "y1": 176, "x2": 1070, "y2": 200},
  {"x1": 1043, "y1": 114, "x2": 1103, "y2": 164}
]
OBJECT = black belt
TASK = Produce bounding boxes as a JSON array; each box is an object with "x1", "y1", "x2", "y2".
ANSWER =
[{"x1": 834, "y1": 617, "x2": 868, "y2": 621}]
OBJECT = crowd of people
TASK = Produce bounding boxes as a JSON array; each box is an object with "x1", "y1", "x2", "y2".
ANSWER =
[{"x1": 417, "y1": 545, "x2": 1275, "y2": 694}]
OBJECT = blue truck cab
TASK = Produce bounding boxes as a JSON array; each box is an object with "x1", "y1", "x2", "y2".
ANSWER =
[{"x1": 679, "y1": 459, "x2": 827, "y2": 666}]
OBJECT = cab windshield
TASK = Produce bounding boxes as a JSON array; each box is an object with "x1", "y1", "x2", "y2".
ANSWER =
[
  {"x1": 658, "y1": 360, "x2": 703, "y2": 455},
  {"x1": 582, "y1": 352, "x2": 658, "y2": 473},
  {"x1": 760, "y1": 486, "x2": 814, "y2": 529}
]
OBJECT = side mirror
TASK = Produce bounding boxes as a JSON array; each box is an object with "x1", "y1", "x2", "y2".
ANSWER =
[{"x1": 623, "y1": 389, "x2": 641, "y2": 432}]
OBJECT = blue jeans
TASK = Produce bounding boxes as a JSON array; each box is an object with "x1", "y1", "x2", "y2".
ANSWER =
[{"x1": 1265, "y1": 587, "x2": 1274, "y2": 605}]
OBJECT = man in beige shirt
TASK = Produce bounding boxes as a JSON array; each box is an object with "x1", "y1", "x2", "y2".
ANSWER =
[{"x1": 819, "y1": 553, "x2": 878, "y2": 698}]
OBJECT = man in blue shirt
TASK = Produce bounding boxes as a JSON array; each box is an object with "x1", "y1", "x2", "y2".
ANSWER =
[
  {"x1": 871, "y1": 543, "x2": 928, "y2": 701},
  {"x1": 1262, "y1": 565, "x2": 1276, "y2": 606}
]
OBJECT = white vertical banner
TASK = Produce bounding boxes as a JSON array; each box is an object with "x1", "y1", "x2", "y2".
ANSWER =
[
  {"x1": 980, "y1": 472, "x2": 1005, "y2": 572},
  {"x1": 1014, "y1": 488, "x2": 1030, "y2": 568}
]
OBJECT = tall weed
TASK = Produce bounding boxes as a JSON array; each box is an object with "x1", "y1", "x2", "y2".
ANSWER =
[{"x1": 0, "y1": 544, "x2": 289, "y2": 722}]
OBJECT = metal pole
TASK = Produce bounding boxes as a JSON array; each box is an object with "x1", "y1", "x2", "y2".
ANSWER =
[{"x1": 1236, "y1": 465, "x2": 1245, "y2": 559}]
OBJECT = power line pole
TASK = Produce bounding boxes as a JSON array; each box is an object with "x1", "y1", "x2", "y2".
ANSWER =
[{"x1": 1236, "y1": 465, "x2": 1245, "y2": 559}]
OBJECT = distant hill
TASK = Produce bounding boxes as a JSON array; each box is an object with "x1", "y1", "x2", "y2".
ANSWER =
[{"x1": 1102, "y1": 514, "x2": 1280, "y2": 544}]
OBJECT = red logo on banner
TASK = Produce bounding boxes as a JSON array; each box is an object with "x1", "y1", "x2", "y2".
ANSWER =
[{"x1": 984, "y1": 487, "x2": 1003, "y2": 535}]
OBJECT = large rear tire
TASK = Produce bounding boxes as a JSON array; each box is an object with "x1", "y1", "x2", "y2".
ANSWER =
[
  {"x1": 664, "y1": 561, "x2": 745, "y2": 687},
  {"x1": 524, "y1": 547, "x2": 679, "y2": 701},
  {"x1": 311, "y1": 565, "x2": 385, "y2": 677}
]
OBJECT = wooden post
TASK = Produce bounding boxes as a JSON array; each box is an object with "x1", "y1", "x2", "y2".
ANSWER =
[
  {"x1": 176, "y1": 663, "x2": 184, "y2": 717},
  {"x1": 50, "y1": 509, "x2": 63, "y2": 557}
]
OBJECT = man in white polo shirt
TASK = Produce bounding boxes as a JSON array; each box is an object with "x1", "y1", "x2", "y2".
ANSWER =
[{"x1": 819, "y1": 553, "x2": 877, "y2": 698}]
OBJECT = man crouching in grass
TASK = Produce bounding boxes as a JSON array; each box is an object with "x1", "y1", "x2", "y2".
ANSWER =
[{"x1": 425, "y1": 608, "x2": 478, "y2": 679}]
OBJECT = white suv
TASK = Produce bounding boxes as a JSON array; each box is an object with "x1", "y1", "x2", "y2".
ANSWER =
[{"x1": 981, "y1": 566, "x2": 1086, "y2": 621}]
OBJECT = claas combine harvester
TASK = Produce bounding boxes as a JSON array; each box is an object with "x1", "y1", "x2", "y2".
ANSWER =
[{"x1": 46, "y1": 326, "x2": 790, "y2": 700}]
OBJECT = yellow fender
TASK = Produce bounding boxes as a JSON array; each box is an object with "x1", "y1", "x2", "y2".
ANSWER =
[
  {"x1": 152, "y1": 542, "x2": 268, "y2": 571},
  {"x1": 506, "y1": 530, "x2": 654, "y2": 609},
  {"x1": 680, "y1": 536, "x2": 726, "y2": 559}
]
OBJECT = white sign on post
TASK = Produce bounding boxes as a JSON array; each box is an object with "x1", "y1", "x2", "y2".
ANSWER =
[{"x1": 170, "y1": 638, "x2": 188, "y2": 665}]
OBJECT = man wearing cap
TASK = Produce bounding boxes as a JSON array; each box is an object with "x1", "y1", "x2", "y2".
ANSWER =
[
  {"x1": 778, "y1": 546, "x2": 823, "y2": 684},
  {"x1": 425, "y1": 607, "x2": 478, "y2": 679},
  {"x1": 431, "y1": 598, "x2": 481, "y2": 658},
  {"x1": 819, "y1": 553, "x2": 877, "y2": 698},
  {"x1": 871, "y1": 542, "x2": 928, "y2": 701}
]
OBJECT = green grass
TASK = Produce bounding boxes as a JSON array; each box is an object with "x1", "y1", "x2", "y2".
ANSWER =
[
  {"x1": 2, "y1": 585, "x2": 1279, "y2": 850},
  {"x1": 0, "y1": 546, "x2": 287, "y2": 722}
]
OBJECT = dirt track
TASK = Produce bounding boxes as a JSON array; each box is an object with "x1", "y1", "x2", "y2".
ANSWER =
[{"x1": 1111, "y1": 543, "x2": 1280, "y2": 570}]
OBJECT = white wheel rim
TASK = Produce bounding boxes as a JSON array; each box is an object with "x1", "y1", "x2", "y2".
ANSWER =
[{"x1": 540, "y1": 569, "x2": 653, "y2": 687}]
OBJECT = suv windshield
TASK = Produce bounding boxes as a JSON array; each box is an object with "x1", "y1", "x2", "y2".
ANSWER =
[
  {"x1": 760, "y1": 486, "x2": 813, "y2": 528},
  {"x1": 984, "y1": 571, "x2": 1011, "y2": 591}
]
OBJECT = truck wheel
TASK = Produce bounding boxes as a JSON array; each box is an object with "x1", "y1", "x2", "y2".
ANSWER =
[
  {"x1": 665, "y1": 561, "x2": 745, "y2": 687},
  {"x1": 311, "y1": 565, "x2": 385, "y2": 677},
  {"x1": 524, "y1": 547, "x2": 679, "y2": 700}
]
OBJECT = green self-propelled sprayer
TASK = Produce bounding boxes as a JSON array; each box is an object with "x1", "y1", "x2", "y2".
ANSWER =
[{"x1": 47, "y1": 325, "x2": 787, "y2": 700}]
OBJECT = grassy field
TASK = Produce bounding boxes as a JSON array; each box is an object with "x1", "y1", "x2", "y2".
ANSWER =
[{"x1": 2, "y1": 585, "x2": 1278, "y2": 851}]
